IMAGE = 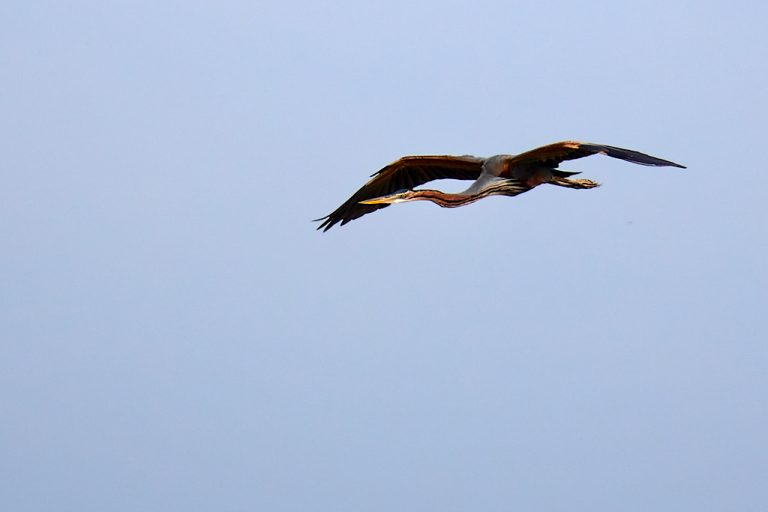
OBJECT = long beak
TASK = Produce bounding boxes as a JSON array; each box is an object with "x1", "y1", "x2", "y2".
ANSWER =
[{"x1": 359, "y1": 192, "x2": 407, "y2": 205}]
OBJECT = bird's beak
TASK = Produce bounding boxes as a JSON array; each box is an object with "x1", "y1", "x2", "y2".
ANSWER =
[{"x1": 359, "y1": 192, "x2": 408, "y2": 205}]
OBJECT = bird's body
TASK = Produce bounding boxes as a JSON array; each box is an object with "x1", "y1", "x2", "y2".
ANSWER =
[{"x1": 316, "y1": 141, "x2": 685, "y2": 231}]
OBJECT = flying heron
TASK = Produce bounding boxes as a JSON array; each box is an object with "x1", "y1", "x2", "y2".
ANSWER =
[{"x1": 315, "y1": 140, "x2": 685, "y2": 231}]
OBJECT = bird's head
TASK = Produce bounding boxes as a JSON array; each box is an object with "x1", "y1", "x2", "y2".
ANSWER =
[{"x1": 358, "y1": 190, "x2": 412, "y2": 205}]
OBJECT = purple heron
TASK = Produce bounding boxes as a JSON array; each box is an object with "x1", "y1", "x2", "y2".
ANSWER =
[{"x1": 315, "y1": 141, "x2": 685, "y2": 231}]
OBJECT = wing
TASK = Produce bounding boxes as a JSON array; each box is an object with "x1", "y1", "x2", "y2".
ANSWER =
[
  {"x1": 316, "y1": 155, "x2": 485, "y2": 231},
  {"x1": 504, "y1": 141, "x2": 686, "y2": 173}
]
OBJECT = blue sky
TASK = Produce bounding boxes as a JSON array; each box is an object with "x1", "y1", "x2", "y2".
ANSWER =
[{"x1": 2, "y1": 1, "x2": 767, "y2": 510}]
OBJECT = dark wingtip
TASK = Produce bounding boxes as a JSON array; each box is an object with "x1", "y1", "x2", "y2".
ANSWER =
[
  {"x1": 591, "y1": 144, "x2": 687, "y2": 169},
  {"x1": 313, "y1": 216, "x2": 333, "y2": 231}
]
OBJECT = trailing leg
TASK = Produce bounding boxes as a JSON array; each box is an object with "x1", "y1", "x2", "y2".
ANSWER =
[{"x1": 549, "y1": 177, "x2": 601, "y2": 189}]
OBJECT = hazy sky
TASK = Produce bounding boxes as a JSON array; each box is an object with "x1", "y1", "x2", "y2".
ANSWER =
[{"x1": 2, "y1": 1, "x2": 767, "y2": 510}]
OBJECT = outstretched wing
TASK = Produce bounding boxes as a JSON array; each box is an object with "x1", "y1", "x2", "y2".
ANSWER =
[
  {"x1": 504, "y1": 141, "x2": 686, "y2": 172},
  {"x1": 316, "y1": 155, "x2": 484, "y2": 231}
]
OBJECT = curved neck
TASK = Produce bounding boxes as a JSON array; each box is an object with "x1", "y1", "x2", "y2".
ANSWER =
[{"x1": 404, "y1": 181, "x2": 527, "y2": 208}]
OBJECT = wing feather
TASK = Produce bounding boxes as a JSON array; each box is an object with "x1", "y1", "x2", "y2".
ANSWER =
[
  {"x1": 504, "y1": 141, "x2": 686, "y2": 171},
  {"x1": 316, "y1": 155, "x2": 484, "y2": 231}
]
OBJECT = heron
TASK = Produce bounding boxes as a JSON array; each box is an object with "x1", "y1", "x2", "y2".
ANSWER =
[{"x1": 315, "y1": 140, "x2": 685, "y2": 231}]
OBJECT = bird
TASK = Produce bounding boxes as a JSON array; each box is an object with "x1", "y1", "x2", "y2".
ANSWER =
[{"x1": 315, "y1": 140, "x2": 685, "y2": 231}]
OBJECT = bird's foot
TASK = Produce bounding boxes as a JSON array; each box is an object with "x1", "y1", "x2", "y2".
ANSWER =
[
  {"x1": 572, "y1": 179, "x2": 600, "y2": 189},
  {"x1": 550, "y1": 177, "x2": 601, "y2": 189}
]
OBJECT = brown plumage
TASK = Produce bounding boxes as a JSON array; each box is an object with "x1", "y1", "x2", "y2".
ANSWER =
[{"x1": 316, "y1": 141, "x2": 685, "y2": 231}]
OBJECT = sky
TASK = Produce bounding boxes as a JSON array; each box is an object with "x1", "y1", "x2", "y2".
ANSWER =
[{"x1": 2, "y1": 0, "x2": 767, "y2": 510}]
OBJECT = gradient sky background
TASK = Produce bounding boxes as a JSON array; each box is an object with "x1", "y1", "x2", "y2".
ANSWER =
[{"x1": 2, "y1": 1, "x2": 767, "y2": 510}]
